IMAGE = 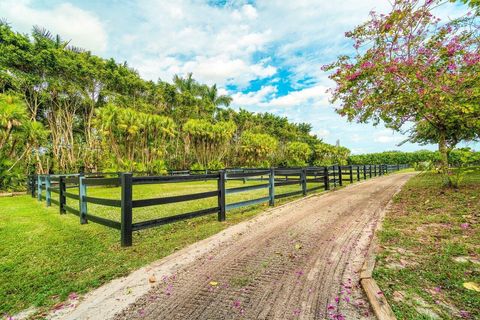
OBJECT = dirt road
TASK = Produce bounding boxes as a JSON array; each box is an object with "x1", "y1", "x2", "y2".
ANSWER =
[{"x1": 113, "y1": 172, "x2": 414, "y2": 320}]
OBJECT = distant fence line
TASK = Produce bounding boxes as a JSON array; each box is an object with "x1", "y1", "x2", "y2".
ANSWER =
[{"x1": 28, "y1": 164, "x2": 409, "y2": 246}]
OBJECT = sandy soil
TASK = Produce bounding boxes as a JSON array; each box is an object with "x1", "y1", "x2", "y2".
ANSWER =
[{"x1": 109, "y1": 173, "x2": 414, "y2": 320}]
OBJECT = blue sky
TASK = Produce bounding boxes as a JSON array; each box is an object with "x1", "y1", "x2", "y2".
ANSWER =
[{"x1": 1, "y1": 0, "x2": 478, "y2": 154}]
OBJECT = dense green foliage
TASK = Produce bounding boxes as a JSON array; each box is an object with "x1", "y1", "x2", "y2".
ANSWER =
[
  {"x1": 0, "y1": 24, "x2": 350, "y2": 190},
  {"x1": 348, "y1": 148, "x2": 480, "y2": 166}
]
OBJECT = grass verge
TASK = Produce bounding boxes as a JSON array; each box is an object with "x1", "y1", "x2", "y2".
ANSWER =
[{"x1": 374, "y1": 168, "x2": 480, "y2": 319}]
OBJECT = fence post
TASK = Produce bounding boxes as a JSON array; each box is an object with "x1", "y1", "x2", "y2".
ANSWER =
[
  {"x1": 269, "y1": 168, "x2": 275, "y2": 206},
  {"x1": 363, "y1": 165, "x2": 367, "y2": 180},
  {"x1": 374, "y1": 165, "x2": 377, "y2": 176},
  {"x1": 349, "y1": 165, "x2": 353, "y2": 183},
  {"x1": 30, "y1": 175, "x2": 35, "y2": 197},
  {"x1": 79, "y1": 174, "x2": 88, "y2": 224},
  {"x1": 369, "y1": 165, "x2": 372, "y2": 178},
  {"x1": 397, "y1": 164, "x2": 400, "y2": 171},
  {"x1": 37, "y1": 175, "x2": 42, "y2": 201},
  {"x1": 338, "y1": 165, "x2": 343, "y2": 186},
  {"x1": 332, "y1": 165, "x2": 337, "y2": 188},
  {"x1": 356, "y1": 166, "x2": 360, "y2": 181},
  {"x1": 59, "y1": 176, "x2": 66, "y2": 214},
  {"x1": 32, "y1": 175, "x2": 36, "y2": 197},
  {"x1": 45, "y1": 175, "x2": 52, "y2": 206},
  {"x1": 301, "y1": 168, "x2": 307, "y2": 196},
  {"x1": 217, "y1": 170, "x2": 226, "y2": 222},
  {"x1": 120, "y1": 172, "x2": 133, "y2": 247},
  {"x1": 323, "y1": 166, "x2": 330, "y2": 190}
]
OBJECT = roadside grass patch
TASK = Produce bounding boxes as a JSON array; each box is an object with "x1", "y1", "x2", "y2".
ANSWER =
[{"x1": 374, "y1": 168, "x2": 480, "y2": 319}]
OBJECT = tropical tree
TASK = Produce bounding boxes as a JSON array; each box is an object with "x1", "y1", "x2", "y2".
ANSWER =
[
  {"x1": 324, "y1": 0, "x2": 480, "y2": 178},
  {"x1": 183, "y1": 119, "x2": 236, "y2": 168},
  {"x1": 95, "y1": 105, "x2": 175, "y2": 172},
  {"x1": 239, "y1": 131, "x2": 278, "y2": 167},
  {"x1": 0, "y1": 94, "x2": 48, "y2": 189},
  {"x1": 285, "y1": 142, "x2": 312, "y2": 167}
]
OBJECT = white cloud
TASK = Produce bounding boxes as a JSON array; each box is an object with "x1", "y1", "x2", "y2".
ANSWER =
[
  {"x1": 314, "y1": 128, "x2": 330, "y2": 139},
  {"x1": 373, "y1": 130, "x2": 404, "y2": 144},
  {"x1": 265, "y1": 85, "x2": 330, "y2": 108},
  {"x1": 231, "y1": 84, "x2": 330, "y2": 109},
  {"x1": 0, "y1": 0, "x2": 107, "y2": 53},
  {"x1": 231, "y1": 85, "x2": 278, "y2": 106},
  {"x1": 350, "y1": 134, "x2": 363, "y2": 142},
  {"x1": 104, "y1": 0, "x2": 396, "y2": 87},
  {"x1": 123, "y1": 1, "x2": 275, "y2": 86}
]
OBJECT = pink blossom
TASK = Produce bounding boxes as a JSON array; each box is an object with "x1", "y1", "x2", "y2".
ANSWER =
[
  {"x1": 68, "y1": 292, "x2": 78, "y2": 300},
  {"x1": 346, "y1": 71, "x2": 362, "y2": 81},
  {"x1": 447, "y1": 63, "x2": 457, "y2": 71},
  {"x1": 233, "y1": 300, "x2": 241, "y2": 308},
  {"x1": 361, "y1": 61, "x2": 374, "y2": 69},
  {"x1": 386, "y1": 65, "x2": 398, "y2": 73}
]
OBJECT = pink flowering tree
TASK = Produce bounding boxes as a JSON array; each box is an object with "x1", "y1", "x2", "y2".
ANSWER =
[{"x1": 324, "y1": 0, "x2": 480, "y2": 176}]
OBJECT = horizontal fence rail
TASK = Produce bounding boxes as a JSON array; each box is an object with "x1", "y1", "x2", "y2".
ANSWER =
[{"x1": 28, "y1": 163, "x2": 409, "y2": 246}]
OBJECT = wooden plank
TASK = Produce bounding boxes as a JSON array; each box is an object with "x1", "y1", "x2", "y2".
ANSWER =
[
  {"x1": 274, "y1": 170, "x2": 301, "y2": 176},
  {"x1": 306, "y1": 185, "x2": 324, "y2": 192},
  {"x1": 84, "y1": 196, "x2": 122, "y2": 207},
  {"x1": 361, "y1": 278, "x2": 397, "y2": 320},
  {"x1": 274, "y1": 180, "x2": 301, "y2": 187},
  {"x1": 132, "y1": 190, "x2": 219, "y2": 208},
  {"x1": 225, "y1": 196, "x2": 270, "y2": 210},
  {"x1": 65, "y1": 177, "x2": 79, "y2": 184},
  {"x1": 226, "y1": 170, "x2": 270, "y2": 178},
  {"x1": 83, "y1": 177, "x2": 120, "y2": 186},
  {"x1": 86, "y1": 214, "x2": 121, "y2": 230},
  {"x1": 64, "y1": 192, "x2": 80, "y2": 201},
  {"x1": 275, "y1": 190, "x2": 303, "y2": 199},
  {"x1": 49, "y1": 188, "x2": 60, "y2": 194},
  {"x1": 218, "y1": 171, "x2": 226, "y2": 222},
  {"x1": 132, "y1": 206, "x2": 219, "y2": 231},
  {"x1": 226, "y1": 183, "x2": 269, "y2": 194},
  {"x1": 79, "y1": 176, "x2": 87, "y2": 224},
  {"x1": 121, "y1": 173, "x2": 133, "y2": 247},
  {"x1": 269, "y1": 168, "x2": 275, "y2": 206},
  {"x1": 132, "y1": 174, "x2": 218, "y2": 184},
  {"x1": 64, "y1": 205, "x2": 80, "y2": 216}
]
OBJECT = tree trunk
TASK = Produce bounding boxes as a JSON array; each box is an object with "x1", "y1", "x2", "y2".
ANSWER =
[{"x1": 438, "y1": 130, "x2": 449, "y2": 175}]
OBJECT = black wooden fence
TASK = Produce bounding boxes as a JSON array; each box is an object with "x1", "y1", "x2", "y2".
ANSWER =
[{"x1": 28, "y1": 164, "x2": 408, "y2": 246}]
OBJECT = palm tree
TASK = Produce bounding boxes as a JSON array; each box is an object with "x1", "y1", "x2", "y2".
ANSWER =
[
  {"x1": 202, "y1": 84, "x2": 232, "y2": 107},
  {"x1": 173, "y1": 73, "x2": 197, "y2": 94}
]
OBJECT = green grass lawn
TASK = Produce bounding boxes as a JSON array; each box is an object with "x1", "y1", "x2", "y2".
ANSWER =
[
  {"x1": 374, "y1": 168, "x2": 480, "y2": 319},
  {"x1": 0, "y1": 176, "x2": 327, "y2": 316}
]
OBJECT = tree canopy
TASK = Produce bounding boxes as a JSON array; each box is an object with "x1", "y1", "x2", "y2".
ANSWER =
[
  {"x1": 324, "y1": 0, "x2": 480, "y2": 174},
  {"x1": 0, "y1": 23, "x2": 350, "y2": 190}
]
